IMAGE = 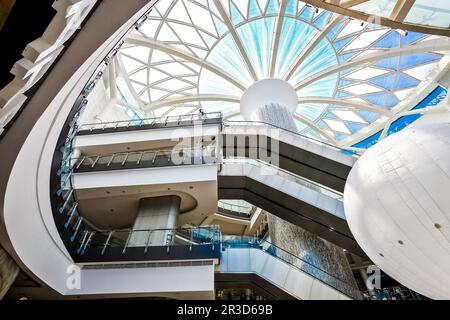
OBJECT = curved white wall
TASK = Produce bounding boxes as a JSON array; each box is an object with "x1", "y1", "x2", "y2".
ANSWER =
[
  {"x1": 3, "y1": 1, "x2": 160, "y2": 295},
  {"x1": 344, "y1": 120, "x2": 450, "y2": 299}
]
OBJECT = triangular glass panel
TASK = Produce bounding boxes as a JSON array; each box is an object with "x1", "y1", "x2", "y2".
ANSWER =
[
  {"x1": 248, "y1": 0, "x2": 262, "y2": 18},
  {"x1": 298, "y1": 5, "x2": 314, "y2": 21},
  {"x1": 313, "y1": 11, "x2": 332, "y2": 30},
  {"x1": 372, "y1": 31, "x2": 400, "y2": 48},
  {"x1": 230, "y1": 1, "x2": 245, "y2": 25},
  {"x1": 286, "y1": 0, "x2": 297, "y2": 16},
  {"x1": 400, "y1": 53, "x2": 440, "y2": 69},
  {"x1": 333, "y1": 35, "x2": 354, "y2": 52},
  {"x1": 266, "y1": 0, "x2": 279, "y2": 15},
  {"x1": 212, "y1": 15, "x2": 228, "y2": 36}
]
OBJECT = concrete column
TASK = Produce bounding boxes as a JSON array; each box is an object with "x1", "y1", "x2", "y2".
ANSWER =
[
  {"x1": 0, "y1": 245, "x2": 19, "y2": 299},
  {"x1": 130, "y1": 195, "x2": 181, "y2": 247}
]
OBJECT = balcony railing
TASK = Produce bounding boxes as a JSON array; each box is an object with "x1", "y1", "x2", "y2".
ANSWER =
[
  {"x1": 222, "y1": 236, "x2": 361, "y2": 300},
  {"x1": 77, "y1": 112, "x2": 223, "y2": 134},
  {"x1": 77, "y1": 226, "x2": 222, "y2": 262},
  {"x1": 68, "y1": 146, "x2": 220, "y2": 173},
  {"x1": 217, "y1": 200, "x2": 258, "y2": 220}
]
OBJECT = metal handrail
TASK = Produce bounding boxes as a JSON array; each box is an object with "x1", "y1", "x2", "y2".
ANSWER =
[
  {"x1": 67, "y1": 145, "x2": 220, "y2": 170},
  {"x1": 217, "y1": 200, "x2": 257, "y2": 218},
  {"x1": 89, "y1": 226, "x2": 222, "y2": 254},
  {"x1": 78, "y1": 112, "x2": 223, "y2": 132}
]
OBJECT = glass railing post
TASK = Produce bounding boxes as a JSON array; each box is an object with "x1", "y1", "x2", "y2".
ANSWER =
[
  {"x1": 189, "y1": 228, "x2": 194, "y2": 252},
  {"x1": 107, "y1": 154, "x2": 115, "y2": 167},
  {"x1": 80, "y1": 231, "x2": 95, "y2": 255},
  {"x1": 70, "y1": 217, "x2": 83, "y2": 242},
  {"x1": 144, "y1": 230, "x2": 152, "y2": 254},
  {"x1": 59, "y1": 189, "x2": 74, "y2": 213},
  {"x1": 101, "y1": 231, "x2": 114, "y2": 255},
  {"x1": 122, "y1": 231, "x2": 133, "y2": 255},
  {"x1": 91, "y1": 155, "x2": 100, "y2": 168},
  {"x1": 76, "y1": 230, "x2": 89, "y2": 255},
  {"x1": 166, "y1": 231, "x2": 172, "y2": 253},
  {"x1": 122, "y1": 153, "x2": 129, "y2": 166},
  {"x1": 137, "y1": 152, "x2": 144, "y2": 165},
  {"x1": 75, "y1": 156, "x2": 86, "y2": 170},
  {"x1": 64, "y1": 203, "x2": 79, "y2": 229}
]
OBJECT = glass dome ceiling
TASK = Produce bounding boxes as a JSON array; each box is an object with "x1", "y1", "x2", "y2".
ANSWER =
[
  {"x1": 114, "y1": 0, "x2": 450, "y2": 148},
  {"x1": 342, "y1": 0, "x2": 450, "y2": 30}
]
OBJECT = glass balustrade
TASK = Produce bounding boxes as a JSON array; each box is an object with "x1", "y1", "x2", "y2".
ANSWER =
[
  {"x1": 67, "y1": 146, "x2": 220, "y2": 172},
  {"x1": 81, "y1": 226, "x2": 222, "y2": 256},
  {"x1": 77, "y1": 112, "x2": 223, "y2": 132},
  {"x1": 222, "y1": 235, "x2": 361, "y2": 300},
  {"x1": 217, "y1": 200, "x2": 258, "y2": 219},
  {"x1": 56, "y1": 178, "x2": 356, "y2": 299}
]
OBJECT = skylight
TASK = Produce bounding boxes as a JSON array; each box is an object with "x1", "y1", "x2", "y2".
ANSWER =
[{"x1": 111, "y1": 0, "x2": 449, "y2": 149}]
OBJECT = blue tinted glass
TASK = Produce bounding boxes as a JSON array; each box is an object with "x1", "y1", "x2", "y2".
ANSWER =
[
  {"x1": 230, "y1": 2, "x2": 245, "y2": 25},
  {"x1": 286, "y1": 0, "x2": 297, "y2": 15},
  {"x1": 266, "y1": 0, "x2": 278, "y2": 14},
  {"x1": 313, "y1": 11, "x2": 332, "y2": 30},
  {"x1": 400, "y1": 53, "x2": 440, "y2": 69},
  {"x1": 353, "y1": 86, "x2": 448, "y2": 149},
  {"x1": 372, "y1": 31, "x2": 399, "y2": 48},
  {"x1": 248, "y1": 0, "x2": 262, "y2": 18},
  {"x1": 299, "y1": 5, "x2": 314, "y2": 21},
  {"x1": 212, "y1": 15, "x2": 228, "y2": 35},
  {"x1": 327, "y1": 21, "x2": 345, "y2": 40},
  {"x1": 237, "y1": 17, "x2": 276, "y2": 78},
  {"x1": 334, "y1": 35, "x2": 354, "y2": 52}
]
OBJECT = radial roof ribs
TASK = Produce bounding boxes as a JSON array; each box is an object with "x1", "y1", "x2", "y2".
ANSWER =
[{"x1": 116, "y1": 0, "x2": 449, "y2": 152}]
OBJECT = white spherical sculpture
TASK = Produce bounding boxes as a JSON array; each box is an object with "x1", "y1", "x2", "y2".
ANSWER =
[
  {"x1": 344, "y1": 122, "x2": 450, "y2": 300},
  {"x1": 240, "y1": 78, "x2": 298, "y2": 121}
]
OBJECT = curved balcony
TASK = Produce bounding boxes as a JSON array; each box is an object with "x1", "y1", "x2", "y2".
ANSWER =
[
  {"x1": 77, "y1": 112, "x2": 223, "y2": 135},
  {"x1": 216, "y1": 200, "x2": 258, "y2": 221}
]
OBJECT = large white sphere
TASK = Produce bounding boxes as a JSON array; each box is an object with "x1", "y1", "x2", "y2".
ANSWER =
[
  {"x1": 240, "y1": 79, "x2": 298, "y2": 121},
  {"x1": 344, "y1": 122, "x2": 450, "y2": 300}
]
